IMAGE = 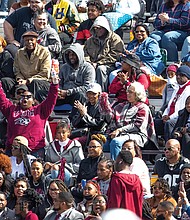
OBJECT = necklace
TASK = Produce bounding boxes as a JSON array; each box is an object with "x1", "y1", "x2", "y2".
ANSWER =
[{"x1": 33, "y1": 181, "x2": 39, "y2": 186}]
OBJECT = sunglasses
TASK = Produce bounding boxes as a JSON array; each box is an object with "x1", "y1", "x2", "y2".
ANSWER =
[
  {"x1": 87, "y1": 145, "x2": 100, "y2": 149},
  {"x1": 164, "y1": 147, "x2": 173, "y2": 151},
  {"x1": 12, "y1": 145, "x2": 20, "y2": 150},
  {"x1": 20, "y1": 95, "x2": 32, "y2": 100}
]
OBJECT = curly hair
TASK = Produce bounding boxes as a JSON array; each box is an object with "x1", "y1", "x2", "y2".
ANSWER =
[
  {"x1": 21, "y1": 188, "x2": 43, "y2": 210},
  {"x1": 153, "y1": 178, "x2": 172, "y2": 198},
  {"x1": 128, "y1": 82, "x2": 147, "y2": 102},
  {"x1": 0, "y1": 153, "x2": 12, "y2": 174},
  {"x1": 91, "y1": 134, "x2": 106, "y2": 146}
]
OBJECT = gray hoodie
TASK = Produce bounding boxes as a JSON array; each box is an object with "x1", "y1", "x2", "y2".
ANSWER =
[{"x1": 59, "y1": 43, "x2": 95, "y2": 95}]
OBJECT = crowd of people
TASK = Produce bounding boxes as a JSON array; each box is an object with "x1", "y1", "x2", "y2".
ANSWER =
[{"x1": 0, "y1": 0, "x2": 190, "y2": 219}]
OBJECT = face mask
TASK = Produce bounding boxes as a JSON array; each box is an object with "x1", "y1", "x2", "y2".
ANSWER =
[
  {"x1": 84, "y1": 195, "x2": 94, "y2": 201},
  {"x1": 156, "y1": 214, "x2": 166, "y2": 220}
]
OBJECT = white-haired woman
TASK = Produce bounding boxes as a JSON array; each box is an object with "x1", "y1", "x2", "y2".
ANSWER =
[{"x1": 100, "y1": 81, "x2": 157, "y2": 160}]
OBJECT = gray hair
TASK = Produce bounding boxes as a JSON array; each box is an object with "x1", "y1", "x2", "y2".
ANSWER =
[{"x1": 129, "y1": 81, "x2": 147, "y2": 102}]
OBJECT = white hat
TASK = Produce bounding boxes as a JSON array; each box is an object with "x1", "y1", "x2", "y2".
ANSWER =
[
  {"x1": 13, "y1": 136, "x2": 31, "y2": 151},
  {"x1": 86, "y1": 83, "x2": 102, "y2": 94}
]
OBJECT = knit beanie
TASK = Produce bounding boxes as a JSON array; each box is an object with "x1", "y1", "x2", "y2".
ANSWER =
[
  {"x1": 167, "y1": 64, "x2": 178, "y2": 73},
  {"x1": 177, "y1": 65, "x2": 190, "y2": 79}
]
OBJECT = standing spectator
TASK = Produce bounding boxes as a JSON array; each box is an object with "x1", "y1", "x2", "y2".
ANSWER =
[
  {"x1": 107, "y1": 150, "x2": 143, "y2": 218},
  {"x1": 154, "y1": 139, "x2": 190, "y2": 187},
  {"x1": 0, "y1": 72, "x2": 58, "y2": 157},
  {"x1": 75, "y1": 0, "x2": 105, "y2": 45},
  {"x1": 122, "y1": 139, "x2": 151, "y2": 195},
  {"x1": 57, "y1": 43, "x2": 95, "y2": 116},
  {"x1": 44, "y1": 191, "x2": 84, "y2": 220},
  {"x1": 150, "y1": 0, "x2": 190, "y2": 62},
  {"x1": 45, "y1": 0, "x2": 80, "y2": 45},
  {"x1": 84, "y1": 15, "x2": 124, "y2": 92}
]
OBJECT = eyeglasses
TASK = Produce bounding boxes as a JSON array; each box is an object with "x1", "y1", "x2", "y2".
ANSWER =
[
  {"x1": 12, "y1": 145, "x2": 20, "y2": 150},
  {"x1": 20, "y1": 95, "x2": 32, "y2": 100},
  {"x1": 49, "y1": 188, "x2": 59, "y2": 192},
  {"x1": 87, "y1": 145, "x2": 101, "y2": 149},
  {"x1": 93, "y1": 200, "x2": 106, "y2": 205},
  {"x1": 134, "y1": 30, "x2": 145, "y2": 33}
]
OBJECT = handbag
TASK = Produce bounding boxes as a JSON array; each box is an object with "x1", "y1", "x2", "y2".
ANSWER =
[{"x1": 148, "y1": 74, "x2": 167, "y2": 97}]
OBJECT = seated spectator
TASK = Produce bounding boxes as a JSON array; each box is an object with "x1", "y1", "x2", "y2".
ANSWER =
[
  {"x1": 155, "y1": 65, "x2": 190, "y2": 141},
  {"x1": 84, "y1": 15, "x2": 124, "y2": 92},
  {"x1": 14, "y1": 30, "x2": 51, "y2": 102},
  {"x1": 4, "y1": 0, "x2": 57, "y2": 57},
  {"x1": 44, "y1": 179, "x2": 68, "y2": 213},
  {"x1": 72, "y1": 83, "x2": 107, "y2": 146},
  {"x1": 107, "y1": 150, "x2": 143, "y2": 218},
  {"x1": 0, "y1": 191, "x2": 16, "y2": 219},
  {"x1": 122, "y1": 139, "x2": 151, "y2": 195},
  {"x1": 77, "y1": 134, "x2": 107, "y2": 184},
  {"x1": 15, "y1": 188, "x2": 43, "y2": 220},
  {"x1": 101, "y1": 82, "x2": 157, "y2": 160},
  {"x1": 172, "y1": 96, "x2": 190, "y2": 159},
  {"x1": 9, "y1": 0, "x2": 29, "y2": 15},
  {"x1": 172, "y1": 164, "x2": 190, "y2": 203},
  {"x1": 109, "y1": 54, "x2": 150, "y2": 104},
  {"x1": 57, "y1": 43, "x2": 95, "y2": 116},
  {"x1": 150, "y1": 0, "x2": 163, "y2": 17},
  {"x1": 33, "y1": 10, "x2": 62, "y2": 59},
  {"x1": 29, "y1": 159, "x2": 51, "y2": 198},
  {"x1": 0, "y1": 171, "x2": 13, "y2": 198},
  {"x1": 75, "y1": 0, "x2": 105, "y2": 45},
  {"x1": 45, "y1": 0, "x2": 80, "y2": 45},
  {"x1": 10, "y1": 136, "x2": 36, "y2": 179},
  {"x1": 150, "y1": 0, "x2": 190, "y2": 62},
  {"x1": 146, "y1": 178, "x2": 177, "y2": 219},
  {"x1": 85, "y1": 194, "x2": 107, "y2": 220},
  {"x1": 159, "y1": 64, "x2": 178, "y2": 114},
  {"x1": 156, "y1": 201, "x2": 177, "y2": 220},
  {"x1": 44, "y1": 191, "x2": 84, "y2": 220},
  {"x1": 44, "y1": 121, "x2": 84, "y2": 186},
  {"x1": 126, "y1": 23, "x2": 165, "y2": 75},
  {"x1": 0, "y1": 70, "x2": 58, "y2": 157},
  {"x1": 7, "y1": 176, "x2": 29, "y2": 210},
  {"x1": 153, "y1": 139, "x2": 190, "y2": 187},
  {"x1": 95, "y1": 159, "x2": 113, "y2": 195},
  {"x1": 77, "y1": 180, "x2": 101, "y2": 218}
]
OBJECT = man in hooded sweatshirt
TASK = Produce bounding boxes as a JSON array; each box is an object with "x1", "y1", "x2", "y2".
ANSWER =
[
  {"x1": 107, "y1": 150, "x2": 143, "y2": 218},
  {"x1": 84, "y1": 16, "x2": 124, "y2": 92},
  {"x1": 57, "y1": 43, "x2": 95, "y2": 113}
]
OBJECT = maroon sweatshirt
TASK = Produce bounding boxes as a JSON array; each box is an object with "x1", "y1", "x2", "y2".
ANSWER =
[
  {"x1": 107, "y1": 172, "x2": 143, "y2": 218},
  {"x1": 0, "y1": 83, "x2": 58, "y2": 151}
]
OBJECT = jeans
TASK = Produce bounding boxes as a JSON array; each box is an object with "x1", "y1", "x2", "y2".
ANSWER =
[
  {"x1": 181, "y1": 36, "x2": 190, "y2": 60},
  {"x1": 150, "y1": 30, "x2": 188, "y2": 62},
  {"x1": 0, "y1": 0, "x2": 8, "y2": 11},
  {"x1": 51, "y1": 168, "x2": 72, "y2": 187},
  {"x1": 104, "y1": 133, "x2": 146, "y2": 160}
]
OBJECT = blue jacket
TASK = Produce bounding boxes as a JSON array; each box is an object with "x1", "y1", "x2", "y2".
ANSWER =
[{"x1": 126, "y1": 37, "x2": 165, "y2": 75}]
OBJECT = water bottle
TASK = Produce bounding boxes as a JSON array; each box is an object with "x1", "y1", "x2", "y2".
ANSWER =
[{"x1": 51, "y1": 59, "x2": 59, "y2": 84}]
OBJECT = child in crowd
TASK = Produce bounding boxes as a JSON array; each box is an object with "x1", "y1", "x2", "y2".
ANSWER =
[
  {"x1": 160, "y1": 64, "x2": 179, "y2": 113},
  {"x1": 44, "y1": 121, "x2": 84, "y2": 186}
]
